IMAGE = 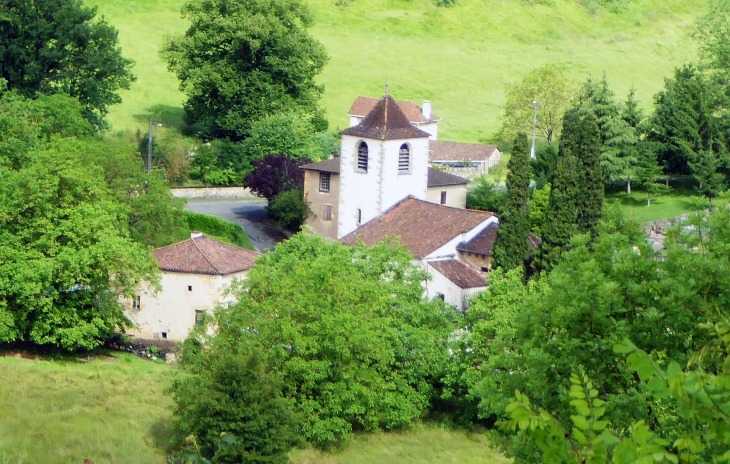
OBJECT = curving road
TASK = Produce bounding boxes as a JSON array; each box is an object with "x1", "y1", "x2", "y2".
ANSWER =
[{"x1": 184, "y1": 199, "x2": 287, "y2": 252}]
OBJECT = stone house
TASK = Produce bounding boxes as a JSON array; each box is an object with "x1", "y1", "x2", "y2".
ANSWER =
[
  {"x1": 429, "y1": 140, "x2": 502, "y2": 175},
  {"x1": 124, "y1": 233, "x2": 259, "y2": 341}
]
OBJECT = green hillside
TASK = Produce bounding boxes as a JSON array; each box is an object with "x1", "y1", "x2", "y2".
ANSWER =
[{"x1": 89, "y1": 0, "x2": 707, "y2": 142}]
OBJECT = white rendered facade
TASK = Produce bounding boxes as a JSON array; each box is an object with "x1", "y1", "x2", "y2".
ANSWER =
[{"x1": 337, "y1": 135, "x2": 430, "y2": 238}]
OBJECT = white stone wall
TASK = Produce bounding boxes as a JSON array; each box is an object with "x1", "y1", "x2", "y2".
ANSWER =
[
  {"x1": 414, "y1": 121, "x2": 438, "y2": 140},
  {"x1": 426, "y1": 185, "x2": 467, "y2": 209},
  {"x1": 171, "y1": 187, "x2": 257, "y2": 200},
  {"x1": 337, "y1": 135, "x2": 429, "y2": 238},
  {"x1": 124, "y1": 270, "x2": 246, "y2": 341}
]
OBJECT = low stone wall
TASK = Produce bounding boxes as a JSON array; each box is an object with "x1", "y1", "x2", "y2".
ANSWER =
[{"x1": 171, "y1": 187, "x2": 258, "y2": 200}]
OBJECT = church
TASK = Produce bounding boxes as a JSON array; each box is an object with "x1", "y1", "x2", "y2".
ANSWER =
[{"x1": 301, "y1": 93, "x2": 503, "y2": 310}]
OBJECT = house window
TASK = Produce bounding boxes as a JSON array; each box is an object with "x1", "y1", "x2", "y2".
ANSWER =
[
  {"x1": 481, "y1": 267, "x2": 489, "y2": 272},
  {"x1": 195, "y1": 310, "x2": 205, "y2": 326},
  {"x1": 131, "y1": 295, "x2": 141, "y2": 311},
  {"x1": 323, "y1": 204, "x2": 333, "y2": 221},
  {"x1": 357, "y1": 142, "x2": 368, "y2": 173},
  {"x1": 161, "y1": 332, "x2": 168, "y2": 340},
  {"x1": 440, "y1": 191, "x2": 447, "y2": 205},
  {"x1": 188, "y1": 285, "x2": 193, "y2": 292},
  {"x1": 357, "y1": 208, "x2": 362, "y2": 225},
  {"x1": 319, "y1": 172, "x2": 330, "y2": 192},
  {"x1": 398, "y1": 144, "x2": 410, "y2": 172},
  {"x1": 437, "y1": 293, "x2": 445, "y2": 301}
]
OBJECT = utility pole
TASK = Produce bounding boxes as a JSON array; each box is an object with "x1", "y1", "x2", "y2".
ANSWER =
[
  {"x1": 530, "y1": 100, "x2": 537, "y2": 159},
  {"x1": 147, "y1": 118, "x2": 153, "y2": 173}
]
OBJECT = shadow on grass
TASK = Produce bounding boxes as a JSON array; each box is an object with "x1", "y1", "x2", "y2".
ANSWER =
[
  {"x1": 149, "y1": 417, "x2": 176, "y2": 455},
  {"x1": 0, "y1": 342, "x2": 113, "y2": 364},
  {"x1": 133, "y1": 104, "x2": 187, "y2": 130}
]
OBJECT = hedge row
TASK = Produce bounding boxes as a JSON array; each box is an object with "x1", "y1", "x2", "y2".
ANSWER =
[{"x1": 183, "y1": 211, "x2": 254, "y2": 250}]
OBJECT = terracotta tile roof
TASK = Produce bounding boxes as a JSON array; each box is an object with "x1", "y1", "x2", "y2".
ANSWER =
[
  {"x1": 348, "y1": 96, "x2": 440, "y2": 122},
  {"x1": 341, "y1": 95, "x2": 431, "y2": 140},
  {"x1": 153, "y1": 236, "x2": 259, "y2": 275},
  {"x1": 427, "y1": 167, "x2": 469, "y2": 187},
  {"x1": 456, "y1": 222, "x2": 542, "y2": 256},
  {"x1": 340, "y1": 196, "x2": 494, "y2": 258},
  {"x1": 428, "y1": 259, "x2": 487, "y2": 289},
  {"x1": 301, "y1": 158, "x2": 341, "y2": 174},
  {"x1": 429, "y1": 140, "x2": 500, "y2": 162}
]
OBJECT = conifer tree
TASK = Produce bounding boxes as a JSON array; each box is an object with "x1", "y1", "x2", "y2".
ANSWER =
[
  {"x1": 538, "y1": 153, "x2": 579, "y2": 272},
  {"x1": 574, "y1": 111, "x2": 604, "y2": 236},
  {"x1": 635, "y1": 143, "x2": 668, "y2": 206},
  {"x1": 493, "y1": 133, "x2": 531, "y2": 271}
]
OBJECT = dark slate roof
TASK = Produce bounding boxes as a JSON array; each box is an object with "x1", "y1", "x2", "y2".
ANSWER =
[
  {"x1": 427, "y1": 167, "x2": 469, "y2": 187},
  {"x1": 300, "y1": 158, "x2": 341, "y2": 174},
  {"x1": 341, "y1": 94, "x2": 431, "y2": 140},
  {"x1": 429, "y1": 140, "x2": 500, "y2": 162},
  {"x1": 428, "y1": 259, "x2": 487, "y2": 289},
  {"x1": 348, "y1": 96, "x2": 440, "y2": 122},
  {"x1": 153, "y1": 235, "x2": 259, "y2": 275},
  {"x1": 340, "y1": 196, "x2": 494, "y2": 259},
  {"x1": 456, "y1": 222, "x2": 542, "y2": 257}
]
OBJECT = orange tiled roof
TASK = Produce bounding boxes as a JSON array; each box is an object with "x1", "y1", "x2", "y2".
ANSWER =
[{"x1": 153, "y1": 236, "x2": 259, "y2": 275}]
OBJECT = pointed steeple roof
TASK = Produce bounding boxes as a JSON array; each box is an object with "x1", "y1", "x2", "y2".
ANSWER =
[{"x1": 341, "y1": 94, "x2": 430, "y2": 140}]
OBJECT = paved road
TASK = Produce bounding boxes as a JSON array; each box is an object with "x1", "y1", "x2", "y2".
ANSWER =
[{"x1": 185, "y1": 199, "x2": 287, "y2": 252}]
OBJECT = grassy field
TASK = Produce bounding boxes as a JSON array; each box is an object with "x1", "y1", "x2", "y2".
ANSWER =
[
  {"x1": 605, "y1": 179, "x2": 728, "y2": 223},
  {"x1": 0, "y1": 352, "x2": 174, "y2": 464},
  {"x1": 291, "y1": 424, "x2": 511, "y2": 464},
  {"x1": 0, "y1": 353, "x2": 509, "y2": 463},
  {"x1": 87, "y1": 0, "x2": 708, "y2": 142}
]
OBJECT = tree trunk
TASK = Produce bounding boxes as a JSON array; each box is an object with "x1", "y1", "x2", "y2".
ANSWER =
[
  {"x1": 626, "y1": 176, "x2": 631, "y2": 194},
  {"x1": 665, "y1": 177, "x2": 669, "y2": 187},
  {"x1": 647, "y1": 194, "x2": 651, "y2": 206}
]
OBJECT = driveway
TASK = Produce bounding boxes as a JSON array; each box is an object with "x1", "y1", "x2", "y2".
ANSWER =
[{"x1": 185, "y1": 199, "x2": 287, "y2": 252}]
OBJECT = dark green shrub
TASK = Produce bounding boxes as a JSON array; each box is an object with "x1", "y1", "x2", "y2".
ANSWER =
[
  {"x1": 267, "y1": 189, "x2": 308, "y2": 232},
  {"x1": 170, "y1": 350, "x2": 302, "y2": 463}
]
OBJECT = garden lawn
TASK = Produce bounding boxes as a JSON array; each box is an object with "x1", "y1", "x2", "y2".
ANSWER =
[
  {"x1": 605, "y1": 179, "x2": 728, "y2": 223},
  {"x1": 0, "y1": 352, "x2": 173, "y2": 464},
  {"x1": 88, "y1": 0, "x2": 708, "y2": 142},
  {"x1": 290, "y1": 423, "x2": 512, "y2": 464}
]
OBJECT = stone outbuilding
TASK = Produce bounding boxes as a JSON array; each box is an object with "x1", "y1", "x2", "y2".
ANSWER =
[{"x1": 124, "y1": 233, "x2": 259, "y2": 342}]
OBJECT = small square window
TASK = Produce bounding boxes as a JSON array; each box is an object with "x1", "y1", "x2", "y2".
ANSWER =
[
  {"x1": 161, "y1": 332, "x2": 168, "y2": 340},
  {"x1": 322, "y1": 205, "x2": 332, "y2": 221},
  {"x1": 481, "y1": 267, "x2": 489, "y2": 272},
  {"x1": 319, "y1": 172, "x2": 330, "y2": 192},
  {"x1": 440, "y1": 191, "x2": 447, "y2": 205},
  {"x1": 131, "y1": 295, "x2": 141, "y2": 311},
  {"x1": 188, "y1": 285, "x2": 193, "y2": 292}
]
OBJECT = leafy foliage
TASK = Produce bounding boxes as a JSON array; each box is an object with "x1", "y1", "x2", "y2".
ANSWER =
[
  {"x1": 466, "y1": 177, "x2": 506, "y2": 214},
  {"x1": 493, "y1": 133, "x2": 532, "y2": 271},
  {"x1": 244, "y1": 155, "x2": 309, "y2": 203},
  {"x1": 183, "y1": 212, "x2": 254, "y2": 250},
  {"x1": 170, "y1": 350, "x2": 302, "y2": 463},
  {"x1": 161, "y1": 0, "x2": 328, "y2": 140},
  {"x1": 0, "y1": 0, "x2": 135, "y2": 130},
  {"x1": 529, "y1": 183, "x2": 551, "y2": 237},
  {"x1": 499, "y1": 64, "x2": 576, "y2": 145},
  {"x1": 240, "y1": 112, "x2": 334, "y2": 162},
  {"x1": 180, "y1": 234, "x2": 457, "y2": 446},
  {"x1": 267, "y1": 189, "x2": 309, "y2": 232}
]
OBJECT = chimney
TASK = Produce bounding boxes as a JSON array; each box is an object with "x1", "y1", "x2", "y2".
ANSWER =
[
  {"x1": 422, "y1": 101, "x2": 431, "y2": 120},
  {"x1": 190, "y1": 231, "x2": 203, "y2": 239}
]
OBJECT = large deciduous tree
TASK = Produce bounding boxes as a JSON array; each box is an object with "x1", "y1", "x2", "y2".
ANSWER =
[
  {"x1": 499, "y1": 64, "x2": 576, "y2": 146},
  {"x1": 0, "y1": 0, "x2": 135, "y2": 130},
  {"x1": 492, "y1": 133, "x2": 532, "y2": 271},
  {"x1": 161, "y1": 0, "x2": 329, "y2": 140},
  {"x1": 177, "y1": 234, "x2": 456, "y2": 448}
]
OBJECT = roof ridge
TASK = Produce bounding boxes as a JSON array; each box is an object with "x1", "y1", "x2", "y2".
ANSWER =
[{"x1": 191, "y1": 237, "x2": 222, "y2": 275}]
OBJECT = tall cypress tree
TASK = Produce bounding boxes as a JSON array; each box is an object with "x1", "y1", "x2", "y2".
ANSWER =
[
  {"x1": 493, "y1": 133, "x2": 531, "y2": 271},
  {"x1": 538, "y1": 152, "x2": 580, "y2": 273},
  {"x1": 574, "y1": 111, "x2": 604, "y2": 236}
]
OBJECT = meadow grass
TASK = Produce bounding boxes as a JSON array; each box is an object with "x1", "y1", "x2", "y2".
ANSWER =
[
  {"x1": 290, "y1": 423, "x2": 512, "y2": 464},
  {"x1": 605, "y1": 178, "x2": 728, "y2": 223},
  {"x1": 0, "y1": 351, "x2": 173, "y2": 464},
  {"x1": 88, "y1": 0, "x2": 709, "y2": 143}
]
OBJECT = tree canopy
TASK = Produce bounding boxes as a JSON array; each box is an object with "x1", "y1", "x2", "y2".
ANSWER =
[
  {"x1": 177, "y1": 234, "x2": 456, "y2": 448},
  {"x1": 162, "y1": 0, "x2": 329, "y2": 140},
  {"x1": 0, "y1": 0, "x2": 135, "y2": 130}
]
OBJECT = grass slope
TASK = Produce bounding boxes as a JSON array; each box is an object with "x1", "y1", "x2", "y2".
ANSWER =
[
  {"x1": 0, "y1": 352, "x2": 173, "y2": 464},
  {"x1": 291, "y1": 424, "x2": 512, "y2": 464},
  {"x1": 88, "y1": 0, "x2": 707, "y2": 142}
]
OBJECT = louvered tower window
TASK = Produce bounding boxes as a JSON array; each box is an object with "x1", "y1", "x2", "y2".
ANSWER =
[
  {"x1": 357, "y1": 142, "x2": 368, "y2": 172},
  {"x1": 398, "y1": 144, "x2": 410, "y2": 172}
]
